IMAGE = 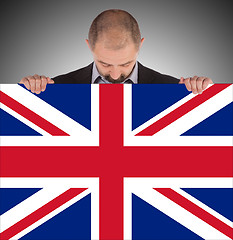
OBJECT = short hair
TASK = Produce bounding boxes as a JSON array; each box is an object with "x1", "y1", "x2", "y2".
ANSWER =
[{"x1": 88, "y1": 9, "x2": 141, "y2": 50}]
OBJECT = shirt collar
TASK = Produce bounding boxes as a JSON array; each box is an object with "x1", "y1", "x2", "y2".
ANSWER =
[{"x1": 91, "y1": 61, "x2": 138, "y2": 84}]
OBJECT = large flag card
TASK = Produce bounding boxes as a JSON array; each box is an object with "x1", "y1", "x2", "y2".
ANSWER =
[{"x1": 0, "y1": 84, "x2": 232, "y2": 240}]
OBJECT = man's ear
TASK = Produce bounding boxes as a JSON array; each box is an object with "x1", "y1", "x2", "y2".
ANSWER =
[
  {"x1": 85, "y1": 39, "x2": 91, "y2": 49},
  {"x1": 140, "y1": 38, "x2": 145, "y2": 48}
]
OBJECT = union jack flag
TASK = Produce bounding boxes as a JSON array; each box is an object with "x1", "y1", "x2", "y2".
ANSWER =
[{"x1": 0, "y1": 83, "x2": 232, "y2": 240}]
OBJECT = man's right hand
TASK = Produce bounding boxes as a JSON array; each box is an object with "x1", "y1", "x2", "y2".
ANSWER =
[{"x1": 19, "y1": 74, "x2": 54, "y2": 94}]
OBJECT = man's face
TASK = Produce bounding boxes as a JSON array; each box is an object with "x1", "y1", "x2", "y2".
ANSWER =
[{"x1": 87, "y1": 38, "x2": 143, "y2": 83}]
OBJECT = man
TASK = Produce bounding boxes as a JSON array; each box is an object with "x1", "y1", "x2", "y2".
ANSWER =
[{"x1": 20, "y1": 9, "x2": 213, "y2": 94}]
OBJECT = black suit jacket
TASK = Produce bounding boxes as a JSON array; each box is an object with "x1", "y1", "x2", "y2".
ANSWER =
[{"x1": 53, "y1": 62, "x2": 179, "y2": 84}]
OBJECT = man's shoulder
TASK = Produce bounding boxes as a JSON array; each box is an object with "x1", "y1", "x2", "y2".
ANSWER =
[
  {"x1": 138, "y1": 62, "x2": 180, "y2": 84},
  {"x1": 53, "y1": 63, "x2": 93, "y2": 84}
]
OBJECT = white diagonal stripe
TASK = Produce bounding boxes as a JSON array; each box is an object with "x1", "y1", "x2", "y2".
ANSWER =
[
  {"x1": 153, "y1": 84, "x2": 233, "y2": 136},
  {"x1": 0, "y1": 84, "x2": 100, "y2": 146},
  {"x1": 124, "y1": 84, "x2": 233, "y2": 146},
  {"x1": 0, "y1": 187, "x2": 67, "y2": 232},
  {"x1": 0, "y1": 84, "x2": 90, "y2": 135},
  {"x1": 125, "y1": 177, "x2": 233, "y2": 240},
  {"x1": 10, "y1": 189, "x2": 91, "y2": 240},
  {"x1": 0, "y1": 103, "x2": 51, "y2": 136},
  {"x1": 174, "y1": 188, "x2": 232, "y2": 227},
  {"x1": 0, "y1": 177, "x2": 99, "y2": 240}
]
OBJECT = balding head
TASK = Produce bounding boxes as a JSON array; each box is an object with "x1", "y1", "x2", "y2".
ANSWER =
[{"x1": 88, "y1": 9, "x2": 142, "y2": 50}]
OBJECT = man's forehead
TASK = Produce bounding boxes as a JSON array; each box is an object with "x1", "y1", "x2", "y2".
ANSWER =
[
  {"x1": 97, "y1": 59, "x2": 135, "y2": 66},
  {"x1": 92, "y1": 42, "x2": 139, "y2": 65}
]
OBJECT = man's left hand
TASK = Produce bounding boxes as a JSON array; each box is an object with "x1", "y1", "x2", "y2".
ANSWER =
[{"x1": 179, "y1": 76, "x2": 213, "y2": 94}]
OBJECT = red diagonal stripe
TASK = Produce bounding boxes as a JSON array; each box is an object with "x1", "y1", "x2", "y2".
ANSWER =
[
  {"x1": 154, "y1": 188, "x2": 233, "y2": 239},
  {"x1": 136, "y1": 84, "x2": 230, "y2": 136},
  {"x1": 0, "y1": 91, "x2": 69, "y2": 136},
  {"x1": 0, "y1": 188, "x2": 87, "y2": 240}
]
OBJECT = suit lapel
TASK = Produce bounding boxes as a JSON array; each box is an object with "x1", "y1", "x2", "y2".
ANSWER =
[{"x1": 138, "y1": 62, "x2": 151, "y2": 84}]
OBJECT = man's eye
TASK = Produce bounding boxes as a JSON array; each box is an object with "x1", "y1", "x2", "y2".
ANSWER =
[
  {"x1": 102, "y1": 64, "x2": 110, "y2": 67},
  {"x1": 121, "y1": 64, "x2": 130, "y2": 67}
]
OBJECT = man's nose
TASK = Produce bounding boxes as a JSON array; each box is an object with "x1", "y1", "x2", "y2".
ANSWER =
[{"x1": 110, "y1": 68, "x2": 121, "y2": 80}]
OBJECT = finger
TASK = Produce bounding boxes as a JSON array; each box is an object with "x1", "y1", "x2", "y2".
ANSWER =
[
  {"x1": 34, "y1": 74, "x2": 42, "y2": 94},
  {"x1": 179, "y1": 77, "x2": 185, "y2": 84},
  {"x1": 183, "y1": 77, "x2": 192, "y2": 91},
  {"x1": 41, "y1": 75, "x2": 48, "y2": 92},
  {"x1": 196, "y1": 77, "x2": 206, "y2": 94},
  {"x1": 19, "y1": 77, "x2": 26, "y2": 84},
  {"x1": 190, "y1": 76, "x2": 199, "y2": 94},
  {"x1": 47, "y1": 77, "x2": 55, "y2": 84},
  {"x1": 27, "y1": 75, "x2": 36, "y2": 93},
  {"x1": 19, "y1": 77, "x2": 30, "y2": 90},
  {"x1": 202, "y1": 78, "x2": 213, "y2": 90}
]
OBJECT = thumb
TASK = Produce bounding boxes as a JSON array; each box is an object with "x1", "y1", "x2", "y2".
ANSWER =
[{"x1": 47, "y1": 77, "x2": 55, "y2": 84}]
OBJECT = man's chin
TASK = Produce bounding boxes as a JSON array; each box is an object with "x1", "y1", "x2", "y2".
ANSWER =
[{"x1": 104, "y1": 75, "x2": 126, "y2": 84}]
